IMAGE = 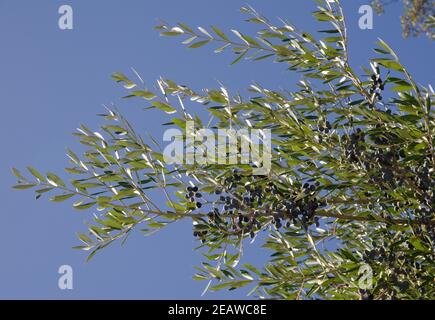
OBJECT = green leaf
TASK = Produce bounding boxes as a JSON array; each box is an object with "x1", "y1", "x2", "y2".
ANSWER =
[
  {"x1": 188, "y1": 40, "x2": 210, "y2": 48},
  {"x1": 231, "y1": 30, "x2": 259, "y2": 47},
  {"x1": 35, "y1": 187, "x2": 54, "y2": 194},
  {"x1": 65, "y1": 167, "x2": 86, "y2": 175},
  {"x1": 96, "y1": 218, "x2": 123, "y2": 230},
  {"x1": 212, "y1": 280, "x2": 251, "y2": 291},
  {"x1": 231, "y1": 49, "x2": 248, "y2": 65},
  {"x1": 390, "y1": 85, "x2": 412, "y2": 92},
  {"x1": 47, "y1": 173, "x2": 66, "y2": 187},
  {"x1": 214, "y1": 43, "x2": 231, "y2": 53},
  {"x1": 73, "y1": 201, "x2": 97, "y2": 210},
  {"x1": 193, "y1": 274, "x2": 209, "y2": 281},
  {"x1": 160, "y1": 31, "x2": 183, "y2": 36},
  {"x1": 27, "y1": 166, "x2": 45, "y2": 182},
  {"x1": 50, "y1": 194, "x2": 75, "y2": 202},
  {"x1": 11, "y1": 168, "x2": 27, "y2": 181},
  {"x1": 377, "y1": 38, "x2": 399, "y2": 60},
  {"x1": 319, "y1": 29, "x2": 340, "y2": 34},
  {"x1": 131, "y1": 90, "x2": 156, "y2": 100},
  {"x1": 373, "y1": 59, "x2": 403, "y2": 72},
  {"x1": 211, "y1": 25, "x2": 229, "y2": 41},
  {"x1": 177, "y1": 23, "x2": 193, "y2": 33},
  {"x1": 409, "y1": 238, "x2": 429, "y2": 252},
  {"x1": 86, "y1": 248, "x2": 100, "y2": 263},
  {"x1": 426, "y1": 94, "x2": 431, "y2": 114},
  {"x1": 112, "y1": 72, "x2": 136, "y2": 89},
  {"x1": 148, "y1": 222, "x2": 168, "y2": 229},
  {"x1": 152, "y1": 102, "x2": 177, "y2": 114},
  {"x1": 12, "y1": 184, "x2": 37, "y2": 190},
  {"x1": 112, "y1": 72, "x2": 130, "y2": 83},
  {"x1": 66, "y1": 149, "x2": 80, "y2": 165},
  {"x1": 77, "y1": 232, "x2": 93, "y2": 245}
]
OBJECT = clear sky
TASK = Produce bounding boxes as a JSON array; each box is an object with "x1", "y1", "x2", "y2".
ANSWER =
[{"x1": 0, "y1": 0, "x2": 433, "y2": 299}]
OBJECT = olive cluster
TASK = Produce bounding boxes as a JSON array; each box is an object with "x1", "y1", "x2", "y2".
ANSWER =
[
  {"x1": 343, "y1": 126, "x2": 404, "y2": 183},
  {"x1": 370, "y1": 149, "x2": 397, "y2": 184},
  {"x1": 315, "y1": 120, "x2": 332, "y2": 144},
  {"x1": 193, "y1": 230, "x2": 207, "y2": 241},
  {"x1": 369, "y1": 69, "x2": 385, "y2": 102},
  {"x1": 236, "y1": 212, "x2": 260, "y2": 239},
  {"x1": 363, "y1": 241, "x2": 393, "y2": 264},
  {"x1": 190, "y1": 170, "x2": 325, "y2": 241},
  {"x1": 362, "y1": 234, "x2": 433, "y2": 298},
  {"x1": 370, "y1": 152, "x2": 434, "y2": 217},
  {"x1": 205, "y1": 201, "x2": 261, "y2": 239},
  {"x1": 223, "y1": 169, "x2": 242, "y2": 190},
  {"x1": 223, "y1": 180, "x2": 266, "y2": 238},
  {"x1": 318, "y1": 120, "x2": 331, "y2": 134},
  {"x1": 413, "y1": 159, "x2": 434, "y2": 211},
  {"x1": 190, "y1": 171, "x2": 266, "y2": 239},
  {"x1": 270, "y1": 183, "x2": 322, "y2": 228},
  {"x1": 232, "y1": 177, "x2": 323, "y2": 231},
  {"x1": 345, "y1": 127, "x2": 407, "y2": 190},
  {"x1": 185, "y1": 185, "x2": 203, "y2": 209},
  {"x1": 344, "y1": 128, "x2": 365, "y2": 163},
  {"x1": 411, "y1": 156, "x2": 435, "y2": 241}
]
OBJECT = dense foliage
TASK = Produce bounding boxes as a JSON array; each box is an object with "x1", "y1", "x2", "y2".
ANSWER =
[{"x1": 13, "y1": 0, "x2": 434, "y2": 299}]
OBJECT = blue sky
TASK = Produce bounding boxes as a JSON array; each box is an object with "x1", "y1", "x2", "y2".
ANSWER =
[{"x1": 0, "y1": 0, "x2": 433, "y2": 299}]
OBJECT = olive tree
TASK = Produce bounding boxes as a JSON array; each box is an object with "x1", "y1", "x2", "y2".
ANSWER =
[
  {"x1": 372, "y1": 0, "x2": 434, "y2": 39},
  {"x1": 12, "y1": 0, "x2": 434, "y2": 299}
]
